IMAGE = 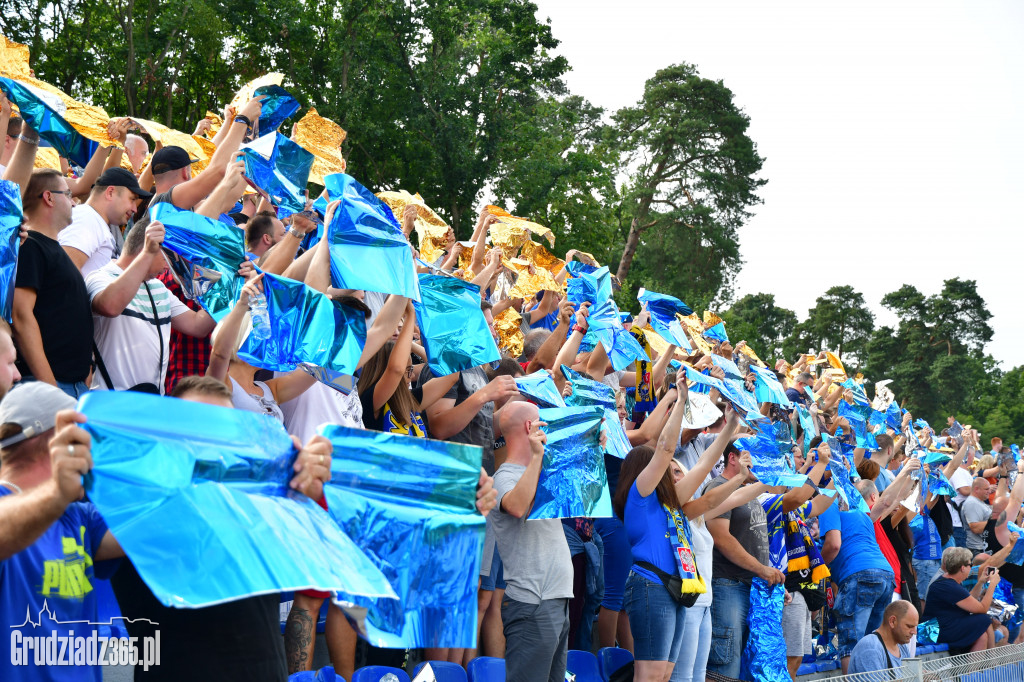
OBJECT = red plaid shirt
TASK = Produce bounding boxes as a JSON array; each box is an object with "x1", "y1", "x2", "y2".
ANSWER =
[{"x1": 159, "y1": 271, "x2": 212, "y2": 394}]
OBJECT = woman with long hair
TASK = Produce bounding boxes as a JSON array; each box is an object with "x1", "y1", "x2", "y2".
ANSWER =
[
  {"x1": 612, "y1": 385, "x2": 741, "y2": 682},
  {"x1": 356, "y1": 299, "x2": 460, "y2": 437}
]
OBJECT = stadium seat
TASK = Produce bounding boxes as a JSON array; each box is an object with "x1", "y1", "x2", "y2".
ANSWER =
[
  {"x1": 815, "y1": 661, "x2": 837, "y2": 672},
  {"x1": 466, "y1": 656, "x2": 505, "y2": 682},
  {"x1": 566, "y1": 650, "x2": 602, "y2": 682},
  {"x1": 412, "y1": 661, "x2": 468, "y2": 682},
  {"x1": 352, "y1": 666, "x2": 410, "y2": 682},
  {"x1": 917, "y1": 644, "x2": 935, "y2": 655},
  {"x1": 796, "y1": 663, "x2": 816, "y2": 676},
  {"x1": 934, "y1": 643, "x2": 949, "y2": 652},
  {"x1": 597, "y1": 647, "x2": 633, "y2": 682}
]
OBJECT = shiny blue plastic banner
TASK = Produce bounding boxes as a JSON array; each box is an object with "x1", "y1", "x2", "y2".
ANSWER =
[
  {"x1": 0, "y1": 77, "x2": 94, "y2": 167},
  {"x1": 79, "y1": 391, "x2": 397, "y2": 608},
  {"x1": 684, "y1": 366, "x2": 761, "y2": 422},
  {"x1": 927, "y1": 470, "x2": 956, "y2": 497},
  {"x1": 637, "y1": 288, "x2": 693, "y2": 350},
  {"x1": 737, "y1": 421, "x2": 807, "y2": 488},
  {"x1": 318, "y1": 425, "x2": 485, "y2": 648},
  {"x1": 838, "y1": 400, "x2": 878, "y2": 451},
  {"x1": 238, "y1": 271, "x2": 367, "y2": 375},
  {"x1": 750, "y1": 365, "x2": 792, "y2": 407},
  {"x1": 0, "y1": 180, "x2": 21, "y2": 323},
  {"x1": 413, "y1": 274, "x2": 499, "y2": 375},
  {"x1": 240, "y1": 132, "x2": 314, "y2": 217},
  {"x1": 530, "y1": 406, "x2": 611, "y2": 519},
  {"x1": 795, "y1": 405, "x2": 818, "y2": 454},
  {"x1": 253, "y1": 84, "x2": 300, "y2": 136},
  {"x1": 324, "y1": 173, "x2": 420, "y2": 300},
  {"x1": 150, "y1": 202, "x2": 246, "y2": 322},
  {"x1": 710, "y1": 354, "x2": 744, "y2": 380},
  {"x1": 1006, "y1": 523, "x2": 1024, "y2": 566},
  {"x1": 704, "y1": 322, "x2": 729, "y2": 344},
  {"x1": 563, "y1": 260, "x2": 597, "y2": 277},
  {"x1": 827, "y1": 451, "x2": 870, "y2": 514},
  {"x1": 586, "y1": 300, "x2": 647, "y2": 371},
  {"x1": 885, "y1": 401, "x2": 902, "y2": 430},
  {"x1": 742, "y1": 578, "x2": 789, "y2": 682},
  {"x1": 566, "y1": 266, "x2": 611, "y2": 307},
  {"x1": 560, "y1": 365, "x2": 631, "y2": 459},
  {"x1": 515, "y1": 371, "x2": 566, "y2": 409}
]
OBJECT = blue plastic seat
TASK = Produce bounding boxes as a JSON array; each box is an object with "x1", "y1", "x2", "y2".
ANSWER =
[
  {"x1": 796, "y1": 663, "x2": 816, "y2": 676},
  {"x1": 352, "y1": 666, "x2": 410, "y2": 682},
  {"x1": 412, "y1": 661, "x2": 468, "y2": 682},
  {"x1": 289, "y1": 673, "x2": 317, "y2": 682},
  {"x1": 567, "y1": 650, "x2": 602, "y2": 682},
  {"x1": 597, "y1": 647, "x2": 633, "y2": 682},
  {"x1": 815, "y1": 661, "x2": 837, "y2": 672},
  {"x1": 801, "y1": 654, "x2": 816, "y2": 663},
  {"x1": 918, "y1": 644, "x2": 935, "y2": 655},
  {"x1": 934, "y1": 643, "x2": 949, "y2": 652},
  {"x1": 467, "y1": 656, "x2": 505, "y2": 682}
]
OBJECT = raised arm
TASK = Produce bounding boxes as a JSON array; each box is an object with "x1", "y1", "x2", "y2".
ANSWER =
[
  {"x1": 526, "y1": 298, "x2": 573, "y2": 373},
  {"x1": 92, "y1": 222, "x2": 165, "y2": 317},
  {"x1": 552, "y1": 302, "x2": 590, "y2": 390},
  {"x1": 371, "y1": 300, "x2": 416, "y2": 413},
  {"x1": 499, "y1": 420, "x2": 547, "y2": 518},
  {"x1": 207, "y1": 273, "x2": 262, "y2": 382},
  {"x1": 676, "y1": 404, "x2": 741, "y2": 503}
]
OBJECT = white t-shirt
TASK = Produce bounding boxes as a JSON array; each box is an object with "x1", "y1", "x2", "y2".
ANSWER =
[
  {"x1": 86, "y1": 263, "x2": 187, "y2": 392},
  {"x1": 948, "y1": 466, "x2": 974, "y2": 528},
  {"x1": 60, "y1": 204, "x2": 116, "y2": 278},
  {"x1": 279, "y1": 379, "x2": 363, "y2": 442}
]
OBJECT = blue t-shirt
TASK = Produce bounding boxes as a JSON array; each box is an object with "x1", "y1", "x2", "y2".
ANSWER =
[
  {"x1": 0, "y1": 488, "x2": 110, "y2": 681},
  {"x1": 910, "y1": 506, "x2": 943, "y2": 561},
  {"x1": 875, "y1": 467, "x2": 895, "y2": 493},
  {"x1": 529, "y1": 308, "x2": 558, "y2": 331},
  {"x1": 817, "y1": 504, "x2": 893, "y2": 584},
  {"x1": 624, "y1": 481, "x2": 676, "y2": 583},
  {"x1": 785, "y1": 387, "x2": 808, "y2": 406}
]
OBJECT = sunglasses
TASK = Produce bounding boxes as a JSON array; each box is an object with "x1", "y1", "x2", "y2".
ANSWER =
[{"x1": 39, "y1": 188, "x2": 73, "y2": 199}]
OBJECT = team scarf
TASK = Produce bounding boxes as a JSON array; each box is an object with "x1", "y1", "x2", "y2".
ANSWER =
[
  {"x1": 631, "y1": 326, "x2": 655, "y2": 413},
  {"x1": 666, "y1": 505, "x2": 707, "y2": 594},
  {"x1": 784, "y1": 511, "x2": 830, "y2": 584}
]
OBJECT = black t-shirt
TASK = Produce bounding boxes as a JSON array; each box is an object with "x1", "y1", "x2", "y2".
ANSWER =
[
  {"x1": 442, "y1": 365, "x2": 495, "y2": 473},
  {"x1": 14, "y1": 231, "x2": 93, "y2": 382},
  {"x1": 111, "y1": 560, "x2": 286, "y2": 681},
  {"x1": 132, "y1": 189, "x2": 174, "y2": 232},
  {"x1": 986, "y1": 521, "x2": 1024, "y2": 588},
  {"x1": 359, "y1": 384, "x2": 426, "y2": 437}
]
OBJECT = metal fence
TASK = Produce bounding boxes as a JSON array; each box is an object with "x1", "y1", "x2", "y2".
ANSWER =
[{"x1": 813, "y1": 643, "x2": 1024, "y2": 682}]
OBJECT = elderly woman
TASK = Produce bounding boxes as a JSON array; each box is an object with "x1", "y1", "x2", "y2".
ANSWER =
[{"x1": 923, "y1": 547, "x2": 1001, "y2": 652}]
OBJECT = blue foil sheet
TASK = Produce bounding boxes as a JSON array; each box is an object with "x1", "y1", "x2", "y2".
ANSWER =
[
  {"x1": 563, "y1": 261, "x2": 597, "y2": 277},
  {"x1": 741, "y1": 577, "x2": 789, "y2": 682},
  {"x1": 0, "y1": 180, "x2": 21, "y2": 323},
  {"x1": 927, "y1": 470, "x2": 956, "y2": 497},
  {"x1": 566, "y1": 266, "x2": 611, "y2": 307},
  {"x1": 737, "y1": 421, "x2": 807, "y2": 488},
  {"x1": 684, "y1": 366, "x2": 762, "y2": 423},
  {"x1": 515, "y1": 371, "x2": 566, "y2": 409},
  {"x1": 323, "y1": 173, "x2": 420, "y2": 300},
  {"x1": 318, "y1": 425, "x2": 485, "y2": 648},
  {"x1": 885, "y1": 401, "x2": 902, "y2": 430},
  {"x1": 79, "y1": 391, "x2": 396, "y2": 608},
  {"x1": 237, "y1": 271, "x2": 367, "y2": 375},
  {"x1": 838, "y1": 401, "x2": 878, "y2": 450},
  {"x1": 637, "y1": 288, "x2": 693, "y2": 349},
  {"x1": 585, "y1": 300, "x2": 648, "y2": 371},
  {"x1": 703, "y1": 322, "x2": 729, "y2": 343},
  {"x1": 828, "y1": 451, "x2": 870, "y2": 513},
  {"x1": 150, "y1": 202, "x2": 246, "y2": 321},
  {"x1": 253, "y1": 84, "x2": 300, "y2": 136},
  {"x1": 921, "y1": 450, "x2": 951, "y2": 467},
  {"x1": 0, "y1": 77, "x2": 94, "y2": 167},
  {"x1": 559, "y1": 365, "x2": 630, "y2": 458},
  {"x1": 1013, "y1": 444, "x2": 1020, "y2": 463},
  {"x1": 240, "y1": 132, "x2": 314, "y2": 217},
  {"x1": 796, "y1": 404, "x2": 818, "y2": 454},
  {"x1": 750, "y1": 365, "x2": 792, "y2": 407},
  {"x1": 917, "y1": 618, "x2": 940, "y2": 644},
  {"x1": 413, "y1": 274, "x2": 499, "y2": 375},
  {"x1": 710, "y1": 354, "x2": 744, "y2": 380},
  {"x1": 530, "y1": 406, "x2": 611, "y2": 519},
  {"x1": 1005, "y1": 522, "x2": 1024, "y2": 566}
]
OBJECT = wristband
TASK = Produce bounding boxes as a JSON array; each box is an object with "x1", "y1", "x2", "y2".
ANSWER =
[
  {"x1": 573, "y1": 324, "x2": 588, "y2": 335},
  {"x1": 233, "y1": 115, "x2": 253, "y2": 127},
  {"x1": 17, "y1": 134, "x2": 38, "y2": 146}
]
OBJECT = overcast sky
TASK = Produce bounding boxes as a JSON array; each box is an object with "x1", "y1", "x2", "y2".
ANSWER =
[{"x1": 532, "y1": 0, "x2": 1024, "y2": 368}]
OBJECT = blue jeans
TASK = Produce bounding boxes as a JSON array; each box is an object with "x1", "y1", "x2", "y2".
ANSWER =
[
  {"x1": 624, "y1": 571, "x2": 687, "y2": 662},
  {"x1": 708, "y1": 578, "x2": 750, "y2": 679},
  {"x1": 953, "y1": 525, "x2": 967, "y2": 548},
  {"x1": 834, "y1": 569, "x2": 894, "y2": 659},
  {"x1": 913, "y1": 558, "x2": 941, "y2": 599},
  {"x1": 595, "y1": 516, "x2": 630, "y2": 611},
  {"x1": 57, "y1": 380, "x2": 90, "y2": 400},
  {"x1": 670, "y1": 603, "x2": 711, "y2": 682}
]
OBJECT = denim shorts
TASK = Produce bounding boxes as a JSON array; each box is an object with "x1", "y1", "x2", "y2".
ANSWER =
[
  {"x1": 623, "y1": 570, "x2": 687, "y2": 662},
  {"x1": 834, "y1": 569, "x2": 894, "y2": 659},
  {"x1": 913, "y1": 558, "x2": 941, "y2": 597},
  {"x1": 480, "y1": 544, "x2": 507, "y2": 592}
]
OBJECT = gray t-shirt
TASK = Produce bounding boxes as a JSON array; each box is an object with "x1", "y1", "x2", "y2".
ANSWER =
[
  {"x1": 492, "y1": 463, "x2": 574, "y2": 603},
  {"x1": 848, "y1": 632, "x2": 911, "y2": 674},
  {"x1": 442, "y1": 365, "x2": 495, "y2": 473},
  {"x1": 706, "y1": 474, "x2": 769, "y2": 583},
  {"x1": 962, "y1": 495, "x2": 992, "y2": 551}
]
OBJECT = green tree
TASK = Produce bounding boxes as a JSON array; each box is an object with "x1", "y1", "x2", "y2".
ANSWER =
[
  {"x1": 721, "y1": 293, "x2": 798, "y2": 361},
  {"x1": 782, "y1": 286, "x2": 875, "y2": 367},
  {"x1": 610, "y1": 63, "x2": 766, "y2": 302}
]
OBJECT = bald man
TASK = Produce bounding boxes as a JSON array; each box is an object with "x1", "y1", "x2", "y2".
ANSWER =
[
  {"x1": 490, "y1": 401, "x2": 573, "y2": 682},
  {"x1": 963, "y1": 478, "x2": 995, "y2": 555},
  {"x1": 848, "y1": 600, "x2": 918, "y2": 674}
]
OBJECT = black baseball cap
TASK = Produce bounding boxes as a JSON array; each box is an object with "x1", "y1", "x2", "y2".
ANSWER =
[
  {"x1": 150, "y1": 145, "x2": 200, "y2": 174},
  {"x1": 95, "y1": 167, "x2": 153, "y2": 199}
]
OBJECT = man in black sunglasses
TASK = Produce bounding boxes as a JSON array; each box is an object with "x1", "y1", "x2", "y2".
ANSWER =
[{"x1": 11, "y1": 169, "x2": 94, "y2": 399}]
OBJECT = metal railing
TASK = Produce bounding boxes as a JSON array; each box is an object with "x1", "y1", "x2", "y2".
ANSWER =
[{"x1": 811, "y1": 643, "x2": 1024, "y2": 682}]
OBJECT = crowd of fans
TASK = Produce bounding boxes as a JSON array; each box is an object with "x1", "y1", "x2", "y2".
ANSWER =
[{"x1": 2, "y1": 64, "x2": 1024, "y2": 682}]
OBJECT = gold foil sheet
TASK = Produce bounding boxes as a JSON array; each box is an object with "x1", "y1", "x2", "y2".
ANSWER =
[
  {"x1": 702, "y1": 311, "x2": 723, "y2": 329},
  {"x1": 127, "y1": 118, "x2": 213, "y2": 172},
  {"x1": 508, "y1": 267, "x2": 562, "y2": 300},
  {"x1": 457, "y1": 244, "x2": 479, "y2": 280},
  {"x1": 494, "y1": 307, "x2": 524, "y2": 358},
  {"x1": 520, "y1": 240, "x2": 566, "y2": 276},
  {"x1": 490, "y1": 269, "x2": 515, "y2": 301},
  {"x1": 488, "y1": 219, "x2": 528, "y2": 259},
  {"x1": 230, "y1": 73, "x2": 284, "y2": 110},
  {"x1": 377, "y1": 190, "x2": 449, "y2": 263},
  {"x1": 0, "y1": 35, "x2": 30, "y2": 79},
  {"x1": 574, "y1": 251, "x2": 599, "y2": 266},
  {"x1": 33, "y1": 146, "x2": 61, "y2": 170},
  {"x1": 737, "y1": 344, "x2": 766, "y2": 368},
  {"x1": 293, "y1": 107, "x2": 347, "y2": 185},
  {"x1": 680, "y1": 314, "x2": 714, "y2": 356},
  {"x1": 485, "y1": 205, "x2": 555, "y2": 248},
  {"x1": 204, "y1": 111, "x2": 223, "y2": 139}
]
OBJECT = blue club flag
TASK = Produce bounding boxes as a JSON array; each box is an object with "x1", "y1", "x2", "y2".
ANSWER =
[
  {"x1": 0, "y1": 77, "x2": 96, "y2": 167},
  {"x1": 318, "y1": 425, "x2": 486, "y2": 648},
  {"x1": 0, "y1": 180, "x2": 21, "y2": 323},
  {"x1": 150, "y1": 202, "x2": 246, "y2": 322},
  {"x1": 413, "y1": 274, "x2": 499, "y2": 375},
  {"x1": 323, "y1": 174, "x2": 420, "y2": 300},
  {"x1": 79, "y1": 391, "x2": 397, "y2": 608},
  {"x1": 237, "y1": 271, "x2": 367, "y2": 376},
  {"x1": 530, "y1": 406, "x2": 611, "y2": 519},
  {"x1": 240, "y1": 132, "x2": 314, "y2": 217}
]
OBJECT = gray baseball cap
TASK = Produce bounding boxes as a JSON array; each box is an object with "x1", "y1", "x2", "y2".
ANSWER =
[{"x1": 0, "y1": 383, "x2": 77, "y2": 448}]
